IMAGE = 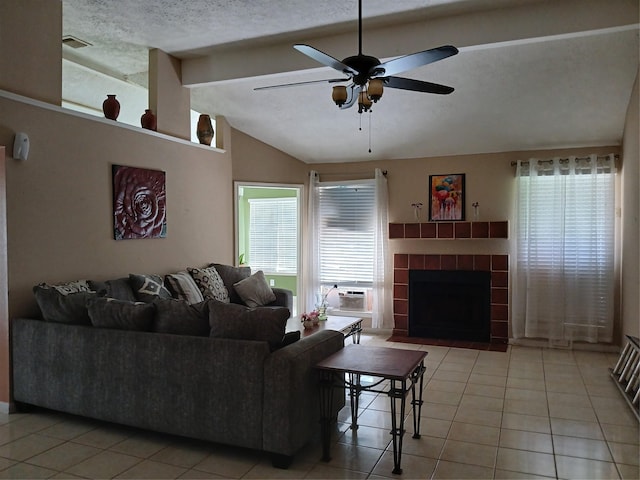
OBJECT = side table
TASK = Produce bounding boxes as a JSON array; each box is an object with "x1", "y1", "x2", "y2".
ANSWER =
[
  {"x1": 286, "y1": 315, "x2": 363, "y2": 343},
  {"x1": 315, "y1": 344, "x2": 427, "y2": 475}
]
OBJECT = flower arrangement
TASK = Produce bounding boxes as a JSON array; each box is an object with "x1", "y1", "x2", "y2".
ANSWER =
[
  {"x1": 300, "y1": 310, "x2": 320, "y2": 328},
  {"x1": 300, "y1": 310, "x2": 320, "y2": 323}
]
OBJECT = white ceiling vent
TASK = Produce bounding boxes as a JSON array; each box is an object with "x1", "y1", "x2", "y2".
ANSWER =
[{"x1": 62, "y1": 35, "x2": 92, "y2": 49}]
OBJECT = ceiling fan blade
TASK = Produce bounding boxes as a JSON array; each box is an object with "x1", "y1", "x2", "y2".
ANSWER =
[
  {"x1": 339, "y1": 84, "x2": 361, "y2": 110},
  {"x1": 254, "y1": 77, "x2": 349, "y2": 91},
  {"x1": 385, "y1": 76, "x2": 454, "y2": 95},
  {"x1": 294, "y1": 44, "x2": 358, "y2": 76},
  {"x1": 371, "y1": 45, "x2": 458, "y2": 78}
]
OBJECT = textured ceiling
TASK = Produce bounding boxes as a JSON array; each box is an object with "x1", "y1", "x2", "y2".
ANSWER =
[{"x1": 61, "y1": 0, "x2": 639, "y2": 163}]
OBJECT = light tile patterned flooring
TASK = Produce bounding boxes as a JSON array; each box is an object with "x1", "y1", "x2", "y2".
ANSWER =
[{"x1": 0, "y1": 333, "x2": 638, "y2": 479}]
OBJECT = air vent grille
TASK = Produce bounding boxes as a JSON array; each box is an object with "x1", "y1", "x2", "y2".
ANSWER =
[{"x1": 62, "y1": 35, "x2": 92, "y2": 49}]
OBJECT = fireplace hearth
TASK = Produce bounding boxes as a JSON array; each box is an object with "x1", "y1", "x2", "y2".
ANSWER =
[
  {"x1": 392, "y1": 253, "x2": 509, "y2": 345},
  {"x1": 409, "y1": 270, "x2": 491, "y2": 342}
]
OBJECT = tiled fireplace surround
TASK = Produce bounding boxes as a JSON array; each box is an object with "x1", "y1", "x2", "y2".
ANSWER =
[{"x1": 392, "y1": 251, "x2": 509, "y2": 347}]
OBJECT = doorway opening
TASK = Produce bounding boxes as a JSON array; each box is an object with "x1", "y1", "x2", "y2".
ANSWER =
[{"x1": 234, "y1": 182, "x2": 302, "y2": 315}]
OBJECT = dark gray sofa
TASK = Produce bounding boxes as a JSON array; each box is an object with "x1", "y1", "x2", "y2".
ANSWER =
[
  {"x1": 11, "y1": 318, "x2": 344, "y2": 467},
  {"x1": 11, "y1": 264, "x2": 344, "y2": 467}
]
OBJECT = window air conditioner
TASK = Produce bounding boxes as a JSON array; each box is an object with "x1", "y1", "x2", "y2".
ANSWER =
[{"x1": 338, "y1": 290, "x2": 366, "y2": 311}]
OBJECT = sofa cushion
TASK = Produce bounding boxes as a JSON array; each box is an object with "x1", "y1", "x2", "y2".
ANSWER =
[
  {"x1": 129, "y1": 273, "x2": 172, "y2": 302},
  {"x1": 164, "y1": 271, "x2": 204, "y2": 304},
  {"x1": 233, "y1": 270, "x2": 276, "y2": 308},
  {"x1": 152, "y1": 298, "x2": 210, "y2": 336},
  {"x1": 87, "y1": 297, "x2": 155, "y2": 331},
  {"x1": 88, "y1": 278, "x2": 137, "y2": 302},
  {"x1": 32, "y1": 286, "x2": 95, "y2": 325},
  {"x1": 208, "y1": 300, "x2": 290, "y2": 350},
  {"x1": 188, "y1": 266, "x2": 230, "y2": 303},
  {"x1": 209, "y1": 263, "x2": 251, "y2": 304}
]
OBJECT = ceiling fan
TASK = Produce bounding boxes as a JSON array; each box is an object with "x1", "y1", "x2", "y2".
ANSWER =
[{"x1": 255, "y1": 0, "x2": 458, "y2": 114}]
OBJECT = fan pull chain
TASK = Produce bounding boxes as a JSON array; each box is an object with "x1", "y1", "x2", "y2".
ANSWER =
[{"x1": 368, "y1": 111, "x2": 372, "y2": 153}]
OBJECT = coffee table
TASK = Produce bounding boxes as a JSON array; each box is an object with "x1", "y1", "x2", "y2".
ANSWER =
[
  {"x1": 315, "y1": 344, "x2": 427, "y2": 474},
  {"x1": 286, "y1": 315, "x2": 362, "y2": 343}
]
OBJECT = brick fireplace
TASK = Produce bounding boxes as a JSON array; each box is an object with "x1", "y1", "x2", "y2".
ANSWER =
[{"x1": 393, "y1": 253, "x2": 509, "y2": 345}]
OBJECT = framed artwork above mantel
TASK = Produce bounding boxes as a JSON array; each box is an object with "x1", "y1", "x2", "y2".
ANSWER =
[{"x1": 429, "y1": 173, "x2": 465, "y2": 221}]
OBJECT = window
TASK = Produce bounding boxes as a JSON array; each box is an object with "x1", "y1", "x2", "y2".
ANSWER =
[
  {"x1": 316, "y1": 181, "x2": 375, "y2": 287},
  {"x1": 512, "y1": 155, "x2": 616, "y2": 343},
  {"x1": 248, "y1": 197, "x2": 297, "y2": 274},
  {"x1": 306, "y1": 169, "x2": 390, "y2": 327}
]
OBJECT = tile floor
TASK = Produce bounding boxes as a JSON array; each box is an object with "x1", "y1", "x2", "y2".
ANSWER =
[{"x1": 0, "y1": 333, "x2": 638, "y2": 479}]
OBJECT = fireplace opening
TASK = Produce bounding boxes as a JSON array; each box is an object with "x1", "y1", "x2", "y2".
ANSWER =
[{"x1": 409, "y1": 270, "x2": 491, "y2": 342}]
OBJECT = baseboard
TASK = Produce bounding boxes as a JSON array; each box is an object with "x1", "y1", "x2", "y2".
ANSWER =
[
  {"x1": 363, "y1": 327, "x2": 393, "y2": 336},
  {"x1": 509, "y1": 337, "x2": 620, "y2": 353},
  {"x1": 0, "y1": 401, "x2": 13, "y2": 414}
]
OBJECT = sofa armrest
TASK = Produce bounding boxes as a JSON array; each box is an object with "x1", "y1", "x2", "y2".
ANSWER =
[
  {"x1": 269, "y1": 287, "x2": 292, "y2": 310},
  {"x1": 262, "y1": 330, "x2": 345, "y2": 456}
]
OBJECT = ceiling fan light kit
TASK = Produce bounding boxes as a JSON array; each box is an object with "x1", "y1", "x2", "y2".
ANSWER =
[
  {"x1": 332, "y1": 85, "x2": 348, "y2": 106},
  {"x1": 367, "y1": 79, "x2": 384, "y2": 102}
]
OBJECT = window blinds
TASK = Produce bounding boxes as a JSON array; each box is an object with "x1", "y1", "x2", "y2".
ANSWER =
[
  {"x1": 317, "y1": 182, "x2": 375, "y2": 286},
  {"x1": 248, "y1": 197, "x2": 297, "y2": 274}
]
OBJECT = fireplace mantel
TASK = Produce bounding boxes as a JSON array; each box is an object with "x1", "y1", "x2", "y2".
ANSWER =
[{"x1": 389, "y1": 221, "x2": 508, "y2": 239}]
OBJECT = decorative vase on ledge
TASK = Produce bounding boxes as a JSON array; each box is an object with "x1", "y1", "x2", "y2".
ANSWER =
[
  {"x1": 196, "y1": 114, "x2": 214, "y2": 146},
  {"x1": 102, "y1": 94, "x2": 120, "y2": 120},
  {"x1": 140, "y1": 109, "x2": 157, "y2": 131}
]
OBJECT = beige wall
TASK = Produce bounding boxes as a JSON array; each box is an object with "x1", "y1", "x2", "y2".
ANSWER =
[
  {"x1": 149, "y1": 49, "x2": 191, "y2": 140},
  {"x1": 0, "y1": 94, "x2": 234, "y2": 320},
  {"x1": 230, "y1": 129, "x2": 308, "y2": 183},
  {"x1": 0, "y1": 0, "x2": 61, "y2": 105},
  {"x1": 0, "y1": 148, "x2": 7, "y2": 405},
  {"x1": 621, "y1": 68, "x2": 640, "y2": 341}
]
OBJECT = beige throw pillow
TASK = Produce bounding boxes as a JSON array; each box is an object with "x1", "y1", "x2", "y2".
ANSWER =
[
  {"x1": 188, "y1": 266, "x2": 230, "y2": 303},
  {"x1": 233, "y1": 270, "x2": 276, "y2": 307}
]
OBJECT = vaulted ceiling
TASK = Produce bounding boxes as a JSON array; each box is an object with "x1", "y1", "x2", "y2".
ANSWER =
[{"x1": 62, "y1": 0, "x2": 639, "y2": 163}]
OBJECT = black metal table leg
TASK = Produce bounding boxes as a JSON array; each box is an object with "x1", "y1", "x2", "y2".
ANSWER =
[
  {"x1": 319, "y1": 370, "x2": 335, "y2": 462},
  {"x1": 411, "y1": 360, "x2": 425, "y2": 439},
  {"x1": 352, "y1": 321, "x2": 362, "y2": 344},
  {"x1": 348, "y1": 372, "x2": 361, "y2": 430},
  {"x1": 388, "y1": 378, "x2": 407, "y2": 475}
]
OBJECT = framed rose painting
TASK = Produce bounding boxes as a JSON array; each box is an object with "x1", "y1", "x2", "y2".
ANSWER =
[
  {"x1": 112, "y1": 165, "x2": 167, "y2": 240},
  {"x1": 429, "y1": 173, "x2": 465, "y2": 221}
]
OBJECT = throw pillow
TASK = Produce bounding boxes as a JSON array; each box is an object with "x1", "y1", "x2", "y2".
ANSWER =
[
  {"x1": 188, "y1": 266, "x2": 230, "y2": 303},
  {"x1": 280, "y1": 330, "x2": 301, "y2": 349},
  {"x1": 88, "y1": 278, "x2": 137, "y2": 302},
  {"x1": 129, "y1": 273, "x2": 172, "y2": 302},
  {"x1": 164, "y1": 271, "x2": 204, "y2": 304},
  {"x1": 208, "y1": 300, "x2": 290, "y2": 350},
  {"x1": 87, "y1": 297, "x2": 155, "y2": 331},
  {"x1": 152, "y1": 298, "x2": 210, "y2": 336},
  {"x1": 32, "y1": 285, "x2": 95, "y2": 325},
  {"x1": 209, "y1": 263, "x2": 251, "y2": 304},
  {"x1": 41, "y1": 279, "x2": 92, "y2": 295},
  {"x1": 233, "y1": 270, "x2": 276, "y2": 308}
]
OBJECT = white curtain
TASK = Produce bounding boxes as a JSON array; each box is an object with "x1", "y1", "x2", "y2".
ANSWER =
[
  {"x1": 304, "y1": 170, "x2": 320, "y2": 313},
  {"x1": 372, "y1": 168, "x2": 392, "y2": 328},
  {"x1": 512, "y1": 154, "x2": 616, "y2": 343}
]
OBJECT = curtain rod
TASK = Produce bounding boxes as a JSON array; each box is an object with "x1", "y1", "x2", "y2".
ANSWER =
[
  {"x1": 314, "y1": 170, "x2": 387, "y2": 177},
  {"x1": 511, "y1": 154, "x2": 619, "y2": 167}
]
